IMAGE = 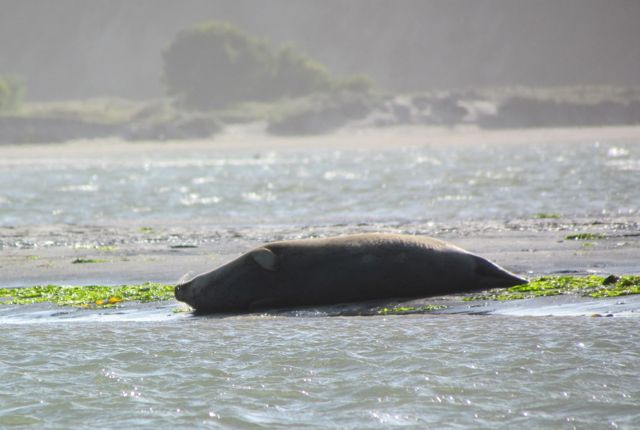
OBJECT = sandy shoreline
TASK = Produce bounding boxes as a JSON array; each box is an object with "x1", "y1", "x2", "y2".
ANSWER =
[
  {"x1": 1, "y1": 217, "x2": 638, "y2": 288},
  {"x1": 1, "y1": 124, "x2": 639, "y2": 161}
]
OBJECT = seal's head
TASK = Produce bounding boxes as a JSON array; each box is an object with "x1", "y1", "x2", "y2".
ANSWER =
[{"x1": 174, "y1": 247, "x2": 278, "y2": 312}]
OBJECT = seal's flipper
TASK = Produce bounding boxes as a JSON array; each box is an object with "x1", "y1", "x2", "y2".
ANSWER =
[{"x1": 251, "y1": 247, "x2": 278, "y2": 271}]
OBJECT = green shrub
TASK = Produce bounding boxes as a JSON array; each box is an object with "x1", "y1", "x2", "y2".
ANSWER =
[
  {"x1": 270, "y1": 44, "x2": 333, "y2": 98},
  {"x1": 162, "y1": 21, "x2": 372, "y2": 110},
  {"x1": 0, "y1": 75, "x2": 24, "y2": 111},
  {"x1": 333, "y1": 74, "x2": 375, "y2": 94},
  {"x1": 162, "y1": 21, "x2": 270, "y2": 109}
]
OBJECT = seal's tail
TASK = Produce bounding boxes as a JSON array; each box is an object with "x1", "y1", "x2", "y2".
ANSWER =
[{"x1": 474, "y1": 256, "x2": 528, "y2": 289}]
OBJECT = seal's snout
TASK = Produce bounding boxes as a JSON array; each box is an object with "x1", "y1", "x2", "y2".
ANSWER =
[
  {"x1": 175, "y1": 281, "x2": 192, "y2": 303},
  {"x1": 174, "y1": 283, "x2": 185, "y2": 301},
  {"x1": 175, "y1": 271, "x2": 198, "y2": 303}
]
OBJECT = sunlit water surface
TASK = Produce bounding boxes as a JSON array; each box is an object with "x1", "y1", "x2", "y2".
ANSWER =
[
  {"x1": 2, "y1": 316, "x2": 639, "y2": 428},
  {"x1": 0, "y1": 140, "x2": 638, "y2": 226}
]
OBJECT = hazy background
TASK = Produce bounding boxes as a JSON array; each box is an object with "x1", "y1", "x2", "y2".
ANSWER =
[{"x1": 2, "y1": 0, "x2": 639, "y2": 101}]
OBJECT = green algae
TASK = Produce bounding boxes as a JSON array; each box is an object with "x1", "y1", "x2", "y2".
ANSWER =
[
  {"x1": 533, "y1": 213, "x2": 561, "y2": 219},
  {"x1": 377, "y1": 304, "x2": 447, "y2": 315},
  {"x1": 72, "y1": 258, "x2": 108, "y2": 264},
  {"x1": 3, "y1": 276, "x2": 638, "y2": 311},
  {"x1": 565, "y1": 233, "x2": 605, "y2": 241},
  {"x1": 172, "y1": 305, "x2": 193, "y2": 313},
  {"x1": 465, "y1": 275, "x2": 640, "y2": 302},
  {"x1": 0, "y1": 282, "x2": 175, "y2": 308}
]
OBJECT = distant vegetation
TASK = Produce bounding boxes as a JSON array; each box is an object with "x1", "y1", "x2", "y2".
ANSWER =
[
  {"x1": 2, "y1": 85, "x2": 640, "y2": 144},
  {"x1": 162, "y1": 21, "x2": 373, "y2": 110},
  {"x1": 475, "y1": 86, "x2": 640, "y2": 129},
  {"x1": 0, "y1": 75, "x2": 24, "y2": 111}
]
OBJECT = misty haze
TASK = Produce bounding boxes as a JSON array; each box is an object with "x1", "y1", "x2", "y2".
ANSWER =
[{"x1": 1, "y1": 1, "x2": 640, "y2": 429}]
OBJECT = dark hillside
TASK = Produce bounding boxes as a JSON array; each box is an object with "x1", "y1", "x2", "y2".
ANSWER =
[{"x1": 1, "y1": 0, "x2": 639, "y2": 101}]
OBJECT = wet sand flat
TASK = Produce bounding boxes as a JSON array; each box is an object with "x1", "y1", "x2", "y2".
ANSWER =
[
  {"x1": 2, "y1": 125, "x2": 640, "y2": 160},
  {"x1": 1, "y1": 217, "x2": 638, "y2": 288}
]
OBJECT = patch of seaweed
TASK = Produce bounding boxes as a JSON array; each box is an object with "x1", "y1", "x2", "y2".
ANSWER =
[
  {"x1": 465, "y1": 275, "x2": 640, "y2": 302},
  {"x1": 0, "y1": 282, "x2": 175, "y2": 308}
]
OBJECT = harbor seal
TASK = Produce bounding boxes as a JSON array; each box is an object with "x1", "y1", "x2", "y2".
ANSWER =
[{"x1": 174, "y1": 233, "x2": 527, "y2": 313}]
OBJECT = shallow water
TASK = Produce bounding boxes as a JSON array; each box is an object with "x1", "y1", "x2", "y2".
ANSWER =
[
  {"x1": 2, "y1": 134, "x2": 640, "y2": 428},
  {"x1": 0, "y1": 139, "x2": 638, "y2": 226},
  {"x1": 2, "y1": 315, "x2": 639, "y2": 428}
]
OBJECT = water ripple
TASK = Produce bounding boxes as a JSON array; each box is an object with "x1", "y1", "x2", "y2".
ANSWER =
[
  {"x1": 1, "y1": 141, "x2": 639, "y2": 226},
  {"x1": 2, "y1": 316, "x2": 639, "y2": 428}
]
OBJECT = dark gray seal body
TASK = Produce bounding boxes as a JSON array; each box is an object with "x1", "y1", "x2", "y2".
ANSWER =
[{"x1": 174, "y1": 233, "x2": 527, "y2": 313}]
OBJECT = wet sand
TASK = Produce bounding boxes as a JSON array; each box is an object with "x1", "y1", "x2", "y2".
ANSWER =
[
  {"x1": 1, "y1": 217, "x2": 638, "y2": 288},
  {"x1": 2, "y1": 124, "x2": 640, "y2": 161}
]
